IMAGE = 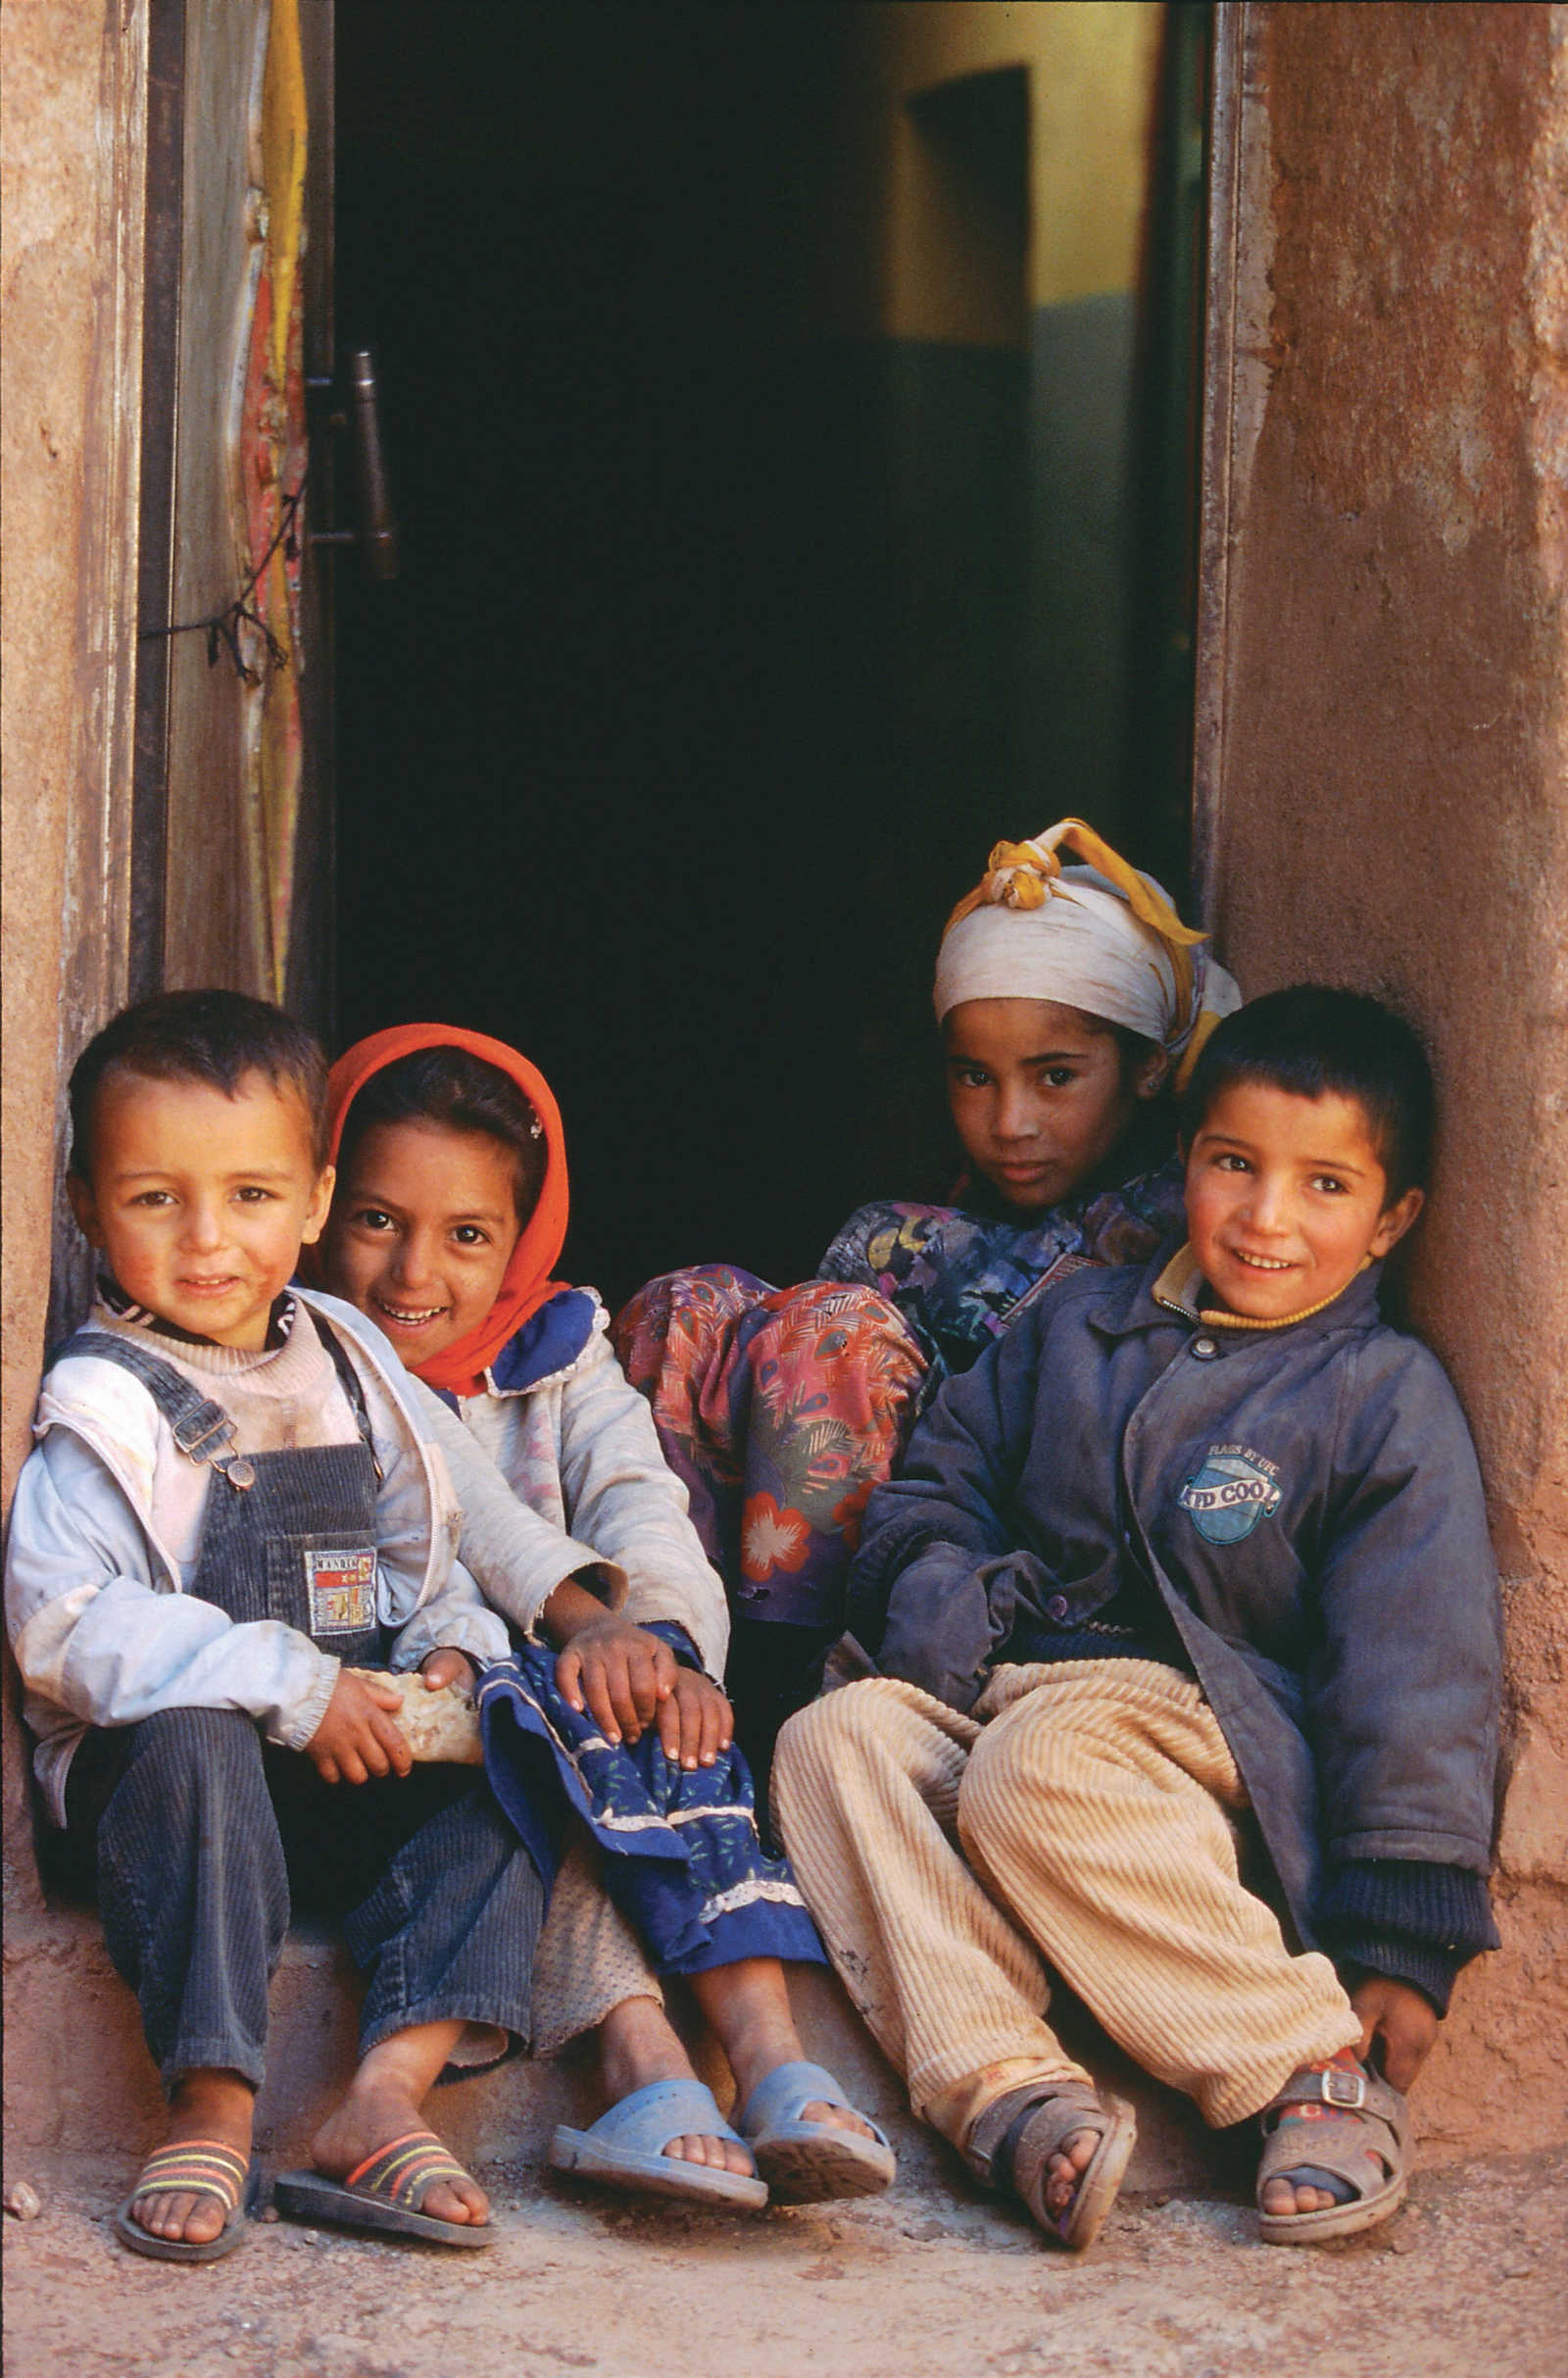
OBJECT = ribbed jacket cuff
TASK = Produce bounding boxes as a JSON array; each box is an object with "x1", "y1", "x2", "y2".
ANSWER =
[
  {"x1": 1329, "y1": 1931, "x2": 1463, "y2": 2015},
  {"x1": 1318, "y1": 1858, "x2": 1499, "y2": 2017}
]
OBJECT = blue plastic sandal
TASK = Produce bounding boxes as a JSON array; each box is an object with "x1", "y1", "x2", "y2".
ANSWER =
[
  {"x1": 736, "y1": 2060, "x2": 896, "y2": 2204},
  {"x1": 551, "y1": 2078, "x2": 768, "y2": 2209}
]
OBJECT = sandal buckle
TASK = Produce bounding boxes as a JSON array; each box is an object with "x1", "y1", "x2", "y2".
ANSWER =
[{"x1": 1320, "y1": 2067, "x2": 1365, "y2": 2109}]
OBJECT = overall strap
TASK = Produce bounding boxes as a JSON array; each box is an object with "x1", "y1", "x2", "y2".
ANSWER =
[
  {"x1": 312, "y1": 1314, "x2": 384, "y2": 1480},
  {"x1": 49, "y1": 1329, "x2": 250, "y2": 1480}
]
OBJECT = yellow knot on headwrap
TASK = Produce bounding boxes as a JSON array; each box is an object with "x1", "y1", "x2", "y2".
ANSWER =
[
  {"x1": 934, "y1": 818, "x2": 1239, "y2": 1091},
  {"x1": 945, "y1": 818, "x2": 1207, "y2": 951}
]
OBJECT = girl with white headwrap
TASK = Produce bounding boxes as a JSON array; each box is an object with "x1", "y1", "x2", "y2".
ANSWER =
[{"x1": 614, "y1": 820, "x2": 1239, "y2": 1781}]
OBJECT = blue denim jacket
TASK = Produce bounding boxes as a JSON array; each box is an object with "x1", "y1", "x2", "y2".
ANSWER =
[{"x1": 849, "y1": 1244, "x2": 1502, "y2": 1947}]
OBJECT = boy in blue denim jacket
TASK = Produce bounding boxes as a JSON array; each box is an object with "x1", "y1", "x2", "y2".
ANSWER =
[{"x1": 774, "y1": 988, "x2": 1500, "y2": 2251}]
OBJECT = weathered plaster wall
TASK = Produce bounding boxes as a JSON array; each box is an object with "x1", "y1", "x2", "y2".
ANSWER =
[
  {"x1": 1203, "y1": 2, "x2": 1568, "y2": 2151},
  {"x1": 1, "y1": 1, "x2": 148, "y2": 1910}
]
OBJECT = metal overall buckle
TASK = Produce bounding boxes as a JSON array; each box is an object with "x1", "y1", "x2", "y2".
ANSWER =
[{"x1": 172, "y1": 1403, "x2": 253, "y2": 1489}]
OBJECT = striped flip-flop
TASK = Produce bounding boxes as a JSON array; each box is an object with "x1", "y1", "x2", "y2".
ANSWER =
[
  {"x1": 273, "y1": 2130, "x2": 495, "y2": 2248},
  {"x1": 114, "y1": 2138, "x2": 259, "y2": 2263}
]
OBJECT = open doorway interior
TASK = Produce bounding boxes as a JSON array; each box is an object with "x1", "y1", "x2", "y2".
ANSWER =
[{"x1": 332, "y1": 1, "x2": 1205, "y2": 1307}]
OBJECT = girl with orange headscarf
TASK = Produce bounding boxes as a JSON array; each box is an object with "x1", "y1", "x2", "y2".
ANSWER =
[{"x1": 315, "y1": 1025, "x2": 895, "y2": 2210}]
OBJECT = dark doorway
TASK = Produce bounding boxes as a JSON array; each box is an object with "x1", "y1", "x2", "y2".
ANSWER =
[
  {"x1": 333, "y1": 4, "x2": 1201, "y2": 1310},
  {"x1": 335, "y1": 5, "x2": 869, "y2": 1306}
]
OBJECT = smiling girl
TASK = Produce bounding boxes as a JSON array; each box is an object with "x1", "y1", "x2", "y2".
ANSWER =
[
  {"x1": 317, "y1": 1024, "x2": 893, "y2": 2211},
  {"x1": 616, "y1": 819, "x2": 1241, "y2": 1772}
]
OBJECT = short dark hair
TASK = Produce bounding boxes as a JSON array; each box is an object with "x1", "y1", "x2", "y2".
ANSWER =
[
  {"x1": 1181, "y1": 986, "x2": 1435, "y2": 1202},
  {"x1": 69, "y1": 990, "x2": 329, "y2": 1177},
  {"x1": 336, "y1": 1046, "x2": 543, "y2": 1221}
]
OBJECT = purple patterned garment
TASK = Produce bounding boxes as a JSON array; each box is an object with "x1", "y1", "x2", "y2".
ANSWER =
[
  {"x1": 612, "y1": 1161, "x2": 1184, "y2": 1637},
  {"x1": 816, "y1": 1159, "x2": 1187, "y2": 1383}
]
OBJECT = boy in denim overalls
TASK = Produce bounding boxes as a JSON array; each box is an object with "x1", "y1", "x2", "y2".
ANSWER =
[{"x1": 7, "y1": 993, "x2": 555, "y2": 2257}]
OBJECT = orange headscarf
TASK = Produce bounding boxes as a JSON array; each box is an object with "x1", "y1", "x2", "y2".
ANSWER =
[{"x1": 317, "y1": 1022, "x2": 570, "y2": 1398}]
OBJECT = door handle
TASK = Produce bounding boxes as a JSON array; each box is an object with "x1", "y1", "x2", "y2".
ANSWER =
[{"x1": 310, "y1": 347, "x2": 400, "y2": 580}]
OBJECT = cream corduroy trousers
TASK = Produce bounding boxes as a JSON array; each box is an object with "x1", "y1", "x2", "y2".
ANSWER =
[{"x1": 772, "y1": 1660, "x2": 1359, "y2": 2144}]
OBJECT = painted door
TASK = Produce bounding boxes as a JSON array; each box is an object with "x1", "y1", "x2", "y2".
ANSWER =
[{"x1": 132, "y1": 0, "x2": 335, "y2": 1033}]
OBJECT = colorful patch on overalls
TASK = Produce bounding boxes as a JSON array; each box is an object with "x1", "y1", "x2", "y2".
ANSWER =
[
  {"x1": 1177, "y1": 1445, "x2": 1283, "y2": 1544},
  {"x1": 304, "y1": 1549, "x2": 378, "y2": 1634}
]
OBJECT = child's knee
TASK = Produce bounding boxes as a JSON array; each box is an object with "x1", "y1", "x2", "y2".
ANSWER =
[
  {"x1": 772, "y1": 1692, "x2": 847, "y2": 1802},
  {"x1": 772, "y1": 1681, "x2": 901, "y2": 1825},
  {"x1": 956, "y1": 1711, "x2": 1076, "y2": 1868},
  {"x1": 777, "y1": 1677, "x2": 906, "y2": 1774},
  {"x1": 118, "y1": 1708, "x2": 267, "y2": 1808}
]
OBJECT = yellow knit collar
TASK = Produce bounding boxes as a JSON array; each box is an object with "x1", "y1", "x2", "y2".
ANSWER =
[{"x1": 1152, "y1": 1244, "x2": 1364, "y2": 1334}]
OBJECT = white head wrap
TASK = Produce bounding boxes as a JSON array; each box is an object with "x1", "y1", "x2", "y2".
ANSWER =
[{"x1": 933, "y1": 818, "x2": 1241, "y2": 1090}]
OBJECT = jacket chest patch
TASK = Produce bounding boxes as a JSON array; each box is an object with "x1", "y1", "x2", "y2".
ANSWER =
[
  {"x1": 305, "y1": 1549, "x2": 377, "y2": 1634},
  {"x1": 1177, "y1": 1446, "x2": 1282, "y2": 1545}
]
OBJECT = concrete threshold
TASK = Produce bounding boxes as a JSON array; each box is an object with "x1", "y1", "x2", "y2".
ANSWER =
[{"x1": 3, "y1": 1902, "x2": 1221, "y2": 2193}]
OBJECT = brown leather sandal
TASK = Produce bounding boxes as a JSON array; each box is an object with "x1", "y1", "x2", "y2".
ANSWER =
[
  {"x1": 966, "y1": 2081, "x2": 1137, "y2": 2252},
  {"x1": 1256, "y1": 2061, "x2": 1410, "y2": 2246}
]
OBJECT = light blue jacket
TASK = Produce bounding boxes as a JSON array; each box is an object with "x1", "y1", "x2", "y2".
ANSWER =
[{"x1": 5, "y1": 1288, "x2": 621, "y2": 1822}]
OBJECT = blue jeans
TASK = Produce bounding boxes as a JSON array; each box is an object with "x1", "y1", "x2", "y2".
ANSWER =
[{"x1": 63, "y1": 1707, "x2": 542, "y2": 2092}]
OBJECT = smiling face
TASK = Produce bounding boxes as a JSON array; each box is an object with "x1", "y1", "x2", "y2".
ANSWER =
[
  {"x1": 322, "y1": 1118, "x2": 524, "y2": 1366},
  {"x1": 1184, "y1": 1080, "x2": 1424, "y2": 1320},
  {"x1": 68, "y1": 1069, "x2": 333, "y2": 1350},
  {"x1": 943, "y1": 997, "x2": 1164, "y2": 1213}
]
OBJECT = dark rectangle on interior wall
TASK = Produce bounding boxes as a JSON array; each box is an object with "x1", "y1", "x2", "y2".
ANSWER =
[
  {"x1": 1024, "y1": 289, "x2": 1138, "y2": 851},
  {"x1": 774, "y1": 336, "x2": 1031, "y2": 1215},
  {"x1": 126, "y1": 0, "x2": 187, "y2": 1005}
]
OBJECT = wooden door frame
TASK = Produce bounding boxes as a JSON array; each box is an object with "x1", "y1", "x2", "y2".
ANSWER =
[
  {"x1": 126, "y1": 0, "x2": 186, "y2": 1009},
  {"x1": 126, "y1": 0, "x2": 338, "y2": 1032},
  {"x1": 1191, "y1": 0, "x2": 1269, "y2": 939}
]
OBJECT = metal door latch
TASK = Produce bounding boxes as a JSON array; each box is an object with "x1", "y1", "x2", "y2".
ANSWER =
[{"x1": 309, "y1": 348, "x2": 400, "y2": 580}]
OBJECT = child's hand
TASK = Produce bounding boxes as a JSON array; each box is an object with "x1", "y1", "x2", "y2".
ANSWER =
[
  {"x1": 306, "y1": 1669, "x2": 412, "y2": 1786},
  {"x1": 1349, "y1": 1973, "x2": 1440, "y2": 2091},
  {"x1": 419, "y1": 1647, "x2": 477, "y2": 1696},
  {"x1": 657, "y1": 1667, "x2": 733, "y2": 1771},
  {"x1": 554, "y1": 1616, "x2": 677, "y2": 1747}
]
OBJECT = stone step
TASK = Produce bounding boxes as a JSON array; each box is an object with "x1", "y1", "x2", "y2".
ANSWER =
[{"x1": 3, "y1": 1902, "x2": 1221, "y2": 2197}]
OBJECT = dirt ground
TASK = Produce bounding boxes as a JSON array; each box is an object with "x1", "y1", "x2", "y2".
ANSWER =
[{"x1": 4, "y1": 2143, "x2": 1564, "y2": 2378}]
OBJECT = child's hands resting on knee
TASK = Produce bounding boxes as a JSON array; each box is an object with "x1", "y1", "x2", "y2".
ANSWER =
[
  {"x1": 542, "y1": 1576, "x2": 673, "y2": 1745},
  {"x1": 658, "y1": 1667, "x2": 733, "y2": 1771},
  {"x1": 307, "y1": 1669, "x2": 413, "y2": 1786},
  {"x1": 554, "y1": 1612, "x2": 673, "y2": 1746},
  {"x1": 418, "y1": 1647, "x2": 477, "y2": 1696},
  {"x1": 1349, "y1": 1974, "x2": 1440, "y2": 2092},
  {"x1": 541, "y1": 1578, "x2": 731, "y2": 1763}
]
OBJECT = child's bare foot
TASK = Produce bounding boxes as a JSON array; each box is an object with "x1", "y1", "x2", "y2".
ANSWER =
[
  {"x1": 1259, "y1": 2161, "x2": 1346, "y2": 2216},
  {"x1": 598, "y1": 1995, "x2": 756, "y2": 2178},
  {"x1": 1041, "y1": 2126, "x2": 1100, "y2": 2220},
  {"x1": 689, "y1": 1958, "x2": 880, "y2": 2148},
  {"x1": 127, "y1": 2069, "x2": 256, "y2": 2249},
  {"x1": 310, "y1": 2022, "x2": 488, "y2": 2225},
  {"x1": 966, "y1": 2082, "x2": 1136, "y2": 2251}
]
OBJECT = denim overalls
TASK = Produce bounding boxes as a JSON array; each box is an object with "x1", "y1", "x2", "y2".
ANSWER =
[
  {"x1": 53, "y1": 1325, "x2": 390, "y2": 1667},
  {"x1": 52, "y1": 1323, "x2": 541, "y2": 2087}
]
